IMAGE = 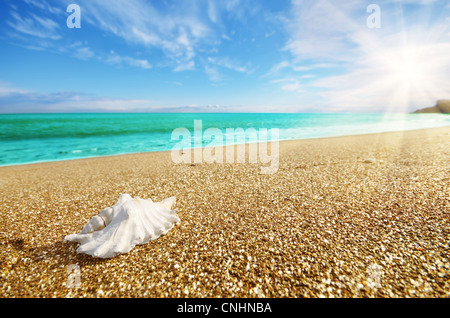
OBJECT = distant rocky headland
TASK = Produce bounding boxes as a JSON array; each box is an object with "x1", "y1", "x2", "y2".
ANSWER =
[{"x1": 413, "y1": 100, "x2": 450, "y2": 114}]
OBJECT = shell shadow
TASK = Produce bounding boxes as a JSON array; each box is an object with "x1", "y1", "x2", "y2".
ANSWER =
[{"x1": 30, "y1": 239, "x2": 111, "y2": 267}]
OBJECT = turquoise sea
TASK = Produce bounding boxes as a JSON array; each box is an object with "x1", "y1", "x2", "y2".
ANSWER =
[{"x1": 1, "y1": 113, "x2": 449, "y2": 167}]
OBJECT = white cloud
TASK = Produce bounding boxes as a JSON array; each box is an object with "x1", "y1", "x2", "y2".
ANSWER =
[
  {"x1": 313, "y1": 38, "x2": 450, "y2": 112},
  {"x1": 173, "y1": 60, "x2": 195, "y2": 72},
  {"x1": 201, "y1": 55, "x2": 253, "y2": 83},
  {"x1": 5, "y1": 0, "x2": 265, "y2": 82},
  {"x1": 284, "y1": 0, "x2": 362, "y2": 63},
  {"x1": 7, "y1": 11, "x2": 61, "y2": 40},
  {"x1": 207, "y1": 57, "x2": 250, "y2": 73},
  {"x1": 277, "y1": 0, "x2": 450, "y2": 112},
  {"x1": 0, "y1": 82, "x2": 247, "y2": 113},
  {"x1": 221, "y1": 34, "x2": 232, "y2": 41},
  {"x1": 73, "y1": 47, "x2": 95, "y2": 61},
  {"x1": 74, "y1": 0, "x2": 212, "y2": 72},
  {"x1": 393, "y1": 0, "x2": 439, "y2": 4},
  {"x1": 204, "y1": 65, "x2": 223, "y2": 82},
  {"x1": 0, "y1": 82, "x2": 29, "y2": 97},
  {"x1": 0, "y1": 82, "x2": 155, "y2": 113},
  {"x1": 267, "y1": 61, "x2": 290, "y2": 76},
  {"x1": 23, "y1": 0, "x2": 64, "y2": 15},
  {"x1": 105, "y1": 51, "x2": 152, "y2": 69},
  {"x1": 69, "y1": 0, "x2": 262, "y2": 72},
  {"x1": 270, "y1": 77, "x2": 305, "y2": 93},
  {"x1": 281, "y1": 82, "x2": 304, "y2": 93},
  {"x1": 266, "y1": 60, "x2": 337, "y2": 78},
  {"x1": 207, "y1": 0, "x2": 218, "y2": 23},
  {"x1": 222, "y1": 0, "x2": 261, "y2": 21}
]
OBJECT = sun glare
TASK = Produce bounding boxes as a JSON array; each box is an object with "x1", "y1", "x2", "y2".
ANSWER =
[
  {"x1": 373, "y1": 40, "x2": 447, "y2": 112},
  {"x1": 393, "y1": 47, "x2": 427, "y2": 86}
]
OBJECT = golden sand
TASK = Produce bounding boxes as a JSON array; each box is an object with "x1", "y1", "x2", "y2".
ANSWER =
[{"x1": 1, "y1": 127, "x2": 449, "y2": 298}]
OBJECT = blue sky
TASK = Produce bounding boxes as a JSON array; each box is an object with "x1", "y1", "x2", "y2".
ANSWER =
[{"x1": 1, "y1": 0, "x2": 450, "y2": 113}]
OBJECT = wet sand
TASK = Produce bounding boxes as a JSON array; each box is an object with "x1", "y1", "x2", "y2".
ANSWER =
[{"x1": 1, "y1": 126, "x2": 449, "y2": 297}]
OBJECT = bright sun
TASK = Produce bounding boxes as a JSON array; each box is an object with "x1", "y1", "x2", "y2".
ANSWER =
[
  {"x1": 320, "y1": 27, "x2": 450, "y2": 112},
  {"x1": 381, "y1": 48, "x2": 413, "y2": 87},
  {"x1": 391, "y1": 47, "x2": 428, "y2": 87},
  {"x1": 373, "y1": 41, "x2": 447, "y2": 111}
]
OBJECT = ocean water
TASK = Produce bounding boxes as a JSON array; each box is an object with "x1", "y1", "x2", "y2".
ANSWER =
[{"x1": 0, "y1": 113, "x2": 449, "y2": 167}]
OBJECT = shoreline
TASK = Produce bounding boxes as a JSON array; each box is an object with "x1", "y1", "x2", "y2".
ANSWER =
[
  {"x1": 1, "y1": 125, "x2": 449, "y2": 169},
  {"x1": 1, "y1": 126, "x2": 449, "y2": 297}
]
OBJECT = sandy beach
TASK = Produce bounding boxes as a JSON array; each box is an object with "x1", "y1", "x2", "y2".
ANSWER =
[{"x1": 1, "y1": 126, "x2": 449, "y2": 298}]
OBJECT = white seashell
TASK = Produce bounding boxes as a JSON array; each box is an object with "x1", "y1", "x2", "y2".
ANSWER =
[
  {"x1": 80, "y1": 207, "x2": 113, "y2": 234},
  {"x1": 65, "y1": 194, "x2": 180, "y2": 258}
]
